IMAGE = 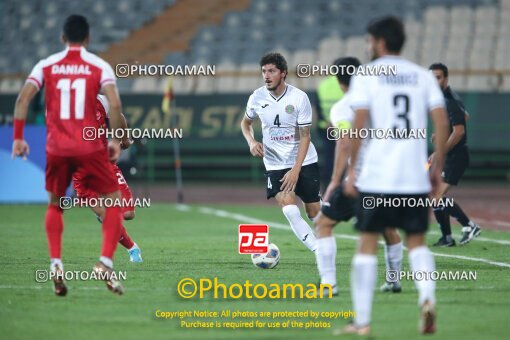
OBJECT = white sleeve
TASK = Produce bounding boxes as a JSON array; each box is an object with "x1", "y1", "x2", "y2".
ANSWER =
[
  {"x1": 245, "y1": 94, "x2": 258, "y2": 120},
  {"x1": 349, "y1": 75, "x2": 370, "y2": 110},
  {"x1": 330, "y1": 101, "x2": 353, "y2": 129},
  {"x1": 26, "y1": 60, "x2": 44, "y2": 90},
  {"x1": 426, "y1": 72, "x2": 445, "y2": 110},
  {"x1": 297, "y1": 93, "x2": 312, "y2": 126},
  {"x1": 100, "y1": 62, "x2": 117, "y2": 89},
  {"x1": 97, "y1": 94, "x2": 110, "y2": 118}
]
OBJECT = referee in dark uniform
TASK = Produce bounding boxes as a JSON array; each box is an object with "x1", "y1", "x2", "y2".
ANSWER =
[{"x1": 429, "y1": 63, "x2": 481, "y2": 246}]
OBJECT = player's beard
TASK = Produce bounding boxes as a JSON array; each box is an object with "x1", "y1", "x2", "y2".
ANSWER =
[{"x1": 266, "y1": 78, "x2": 281, "y2": 91}]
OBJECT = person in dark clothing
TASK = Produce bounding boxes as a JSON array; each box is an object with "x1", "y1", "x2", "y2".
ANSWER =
[{"x1": 429, "y1": 63, "x2": 481, "y2": 246}]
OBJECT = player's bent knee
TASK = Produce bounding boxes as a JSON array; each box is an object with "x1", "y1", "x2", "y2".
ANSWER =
[
  {"x1": 406, "y1": 233, "x2": 426, "y2": 250},
  {"x1": 315, "y1": 214, "x2": 336, "y2": 236},
  {"x1": 383, "y1": 228, "x2": 401, "y2": 244},
  {"x1": 123, "y1": 211, "x2": 135, "y2": 220},
  {"x1": 275, "y1": 192, "x2": 296, "y2": 207},
  {"x1": 305, "y1": 202, "x2": 320, "y2": 220}
]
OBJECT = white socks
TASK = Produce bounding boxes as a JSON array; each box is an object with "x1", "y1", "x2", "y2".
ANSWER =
[
  {"x1": 100, "y1": 256, "x2": 113, "y2": 269},
  {"x1": 282, "y1": 205, "x2": 317, "y2": 252},
  {"x1": 409, "y1": 246, "x2": 436, "y2": 306},
  {"x1": 384, "y1": 241, "x2": 403, "y2": 282},
  {"x1": 50, "y1": 258, "x2": 63, "y2": 272},
  {"x1": 316, "y1": 236, "x2": 337, "y2": 286},
  {"x1": 351, "y1": 254, "x2": 377, "y2": 327}
]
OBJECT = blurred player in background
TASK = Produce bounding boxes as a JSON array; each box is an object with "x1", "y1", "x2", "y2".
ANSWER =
[
  {"x1": 341, "y1": 17, "x2": 449, "y2": 335},
  {"x1": 72, "y1": 95, "x2": 143, "y2": 262},
  {"x1": 429, "y1": 63, "x2": 481, "y2": 246},
  {"x1": 11, "y1": 15, "x2": 125, "y2": 296},
  {"x1": 314, "y1": 56, "x2": 404, "y2": 297},
  {"x1": 316, "y1": 63, "x2": 343, "y2": 189},
  {"x1": 241, "y1": 52, "x2": 319, "y2": 253}
]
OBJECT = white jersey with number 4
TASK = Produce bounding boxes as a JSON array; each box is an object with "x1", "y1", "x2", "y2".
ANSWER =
[
  {"x1": 349, "y1": 56, "x2": 445, "y2": 194},
  {"x1": 245, "y1": 84, "x2": 318, "y2": 171}
]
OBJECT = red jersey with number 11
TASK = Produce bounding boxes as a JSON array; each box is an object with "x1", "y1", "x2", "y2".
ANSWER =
[{"x1": 26, "y1": 45, "x2": 116, "y2": 156}]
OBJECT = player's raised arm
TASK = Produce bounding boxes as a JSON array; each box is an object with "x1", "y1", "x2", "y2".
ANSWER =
[{"x1": 11, "y1": 82, "x2": 39, "y2": 159}]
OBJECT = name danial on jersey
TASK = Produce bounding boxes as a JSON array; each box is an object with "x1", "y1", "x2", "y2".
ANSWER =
[{"x1": 51, "y1": 64, "x2": 92, "y2": 75}]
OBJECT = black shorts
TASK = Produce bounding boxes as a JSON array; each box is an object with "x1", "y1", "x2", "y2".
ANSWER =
[
  {"x1": 443, "y1": 146, "x2": 469, "y2": 185},
  {"x1": 265, "y1": 163, "x2": 320, "y2": 203},
  {"x1": 321, "y1": 185, "x2": 356, "y2": 222},
  {"x1": 355, "y1": 192, "x2": 429, "y2": 234}
]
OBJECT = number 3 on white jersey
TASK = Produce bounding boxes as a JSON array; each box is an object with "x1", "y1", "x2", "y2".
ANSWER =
[
  {"x1": 267, "y1": 177, "x2": 272, "y2": 189},
  {"x1": 57, "y1": 78, "x2": 86, "y2": 119}
]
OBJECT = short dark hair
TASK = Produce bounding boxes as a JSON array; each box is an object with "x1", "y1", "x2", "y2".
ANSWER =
[
  {"x1": 259, "y1": 52, "x2": 288, "y2": 74},
  {"x1": 333, "y1": 57, "x2": 361, "y2": 86},
  {"x1": 367, "y1": 16, "x2": 406, "y2": 53},
  {"x1": 429, "y1": 62, "x2": 449, "y2": 78},
  {"x1": 63, "y1": 15, "x2": 89, "y2": 43}
]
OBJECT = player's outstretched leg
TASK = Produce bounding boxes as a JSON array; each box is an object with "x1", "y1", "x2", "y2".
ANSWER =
[
  {"x1": 443, "y1": 202, "x2": 481, "y2": 245},
  {"x1": 92, "y1": 207, "x2": 142, "y2": 262},
  {"x1": 94, "y1": 194, "x2": 124, "y2": 295},
  {"x1": 314, "y1": 212, "x2": 338, "y2": 296},
  {"x1": 380, "y1": 228, "x2": 403, "y2": 293},
  {"x1": 276, "y1": 192, "x2": 317, "y2": 252},
  {"x1": 407, "y1": 234, "x2": 436, "y2": 334},
  {"x1": 432, "y1": 183, "x2": 456, "y2": 247},
  {"x1": 119, "y1": 225, "x2": 143, "y2": 263},
  {"x1": 45, "y1": 200, "x2": 67, "y2": 297},
  {"x1": 282, "y1": 205, "x2": 317, "y2": 252}
]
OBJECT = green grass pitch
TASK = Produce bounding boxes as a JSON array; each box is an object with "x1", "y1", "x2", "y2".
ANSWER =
[{"x1": 0, "y1": 204, "x2": 508, "y2": 339}]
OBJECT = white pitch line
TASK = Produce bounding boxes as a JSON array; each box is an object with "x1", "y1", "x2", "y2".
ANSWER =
[
  {"x1": 196, "y1": 206, "x2": 510, "y2": 246},
  {"x1": 195, "y1": 206, "x2": 510, "y2": 269}
]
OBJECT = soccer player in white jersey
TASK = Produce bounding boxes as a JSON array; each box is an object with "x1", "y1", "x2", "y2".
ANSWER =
[
  {"x1": 340, "y1": 17, "x2": 449, "y2": 335},
  {"x1": 241, "y1": 52, "x2": 319, "y2": 252},
  {"x1": 314, "y1": 57, "x2": 404, "y2": 297}
]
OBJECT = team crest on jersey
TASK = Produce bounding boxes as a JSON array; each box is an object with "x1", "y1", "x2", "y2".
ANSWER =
[{"x1": 285, "y1": 104, "x2": 295, "y2": 114}]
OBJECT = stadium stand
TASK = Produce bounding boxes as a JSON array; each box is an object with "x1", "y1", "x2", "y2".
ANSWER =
[
  {"x1": 0, "y1": 0, "x2": 507, "y2": 93},
  {"x1": 0, "y1": 0, "x2": 508, "y2": 184}
]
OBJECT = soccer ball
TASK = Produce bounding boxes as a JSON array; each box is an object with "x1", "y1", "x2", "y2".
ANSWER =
[{"x1": 251, "y1": 243, "x2": 280, "y2": 269}]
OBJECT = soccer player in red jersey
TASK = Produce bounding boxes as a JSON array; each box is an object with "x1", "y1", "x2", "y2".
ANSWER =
[
  {"x1": 11, "y1": 15, "x2": 125, "y2": 296},
  {"x1": 72, "y1": 95, "x2": 143, "y2": 263}
]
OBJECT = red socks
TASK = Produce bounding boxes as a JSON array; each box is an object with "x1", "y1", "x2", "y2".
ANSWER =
[
  {"x1": 119, "y1": 225, "x2": 135, "y2": 249},
  {"x1": 45, "y1": 204, "x2": 64, "y2": 258},
  {"x1": 101, "y1": 206, "x2": 122, "y2": 259}
]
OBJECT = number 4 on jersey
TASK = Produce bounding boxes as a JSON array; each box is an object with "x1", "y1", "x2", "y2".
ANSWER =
[{"x1": 274, "y1": 114, "x2": 281, "y2": 127}]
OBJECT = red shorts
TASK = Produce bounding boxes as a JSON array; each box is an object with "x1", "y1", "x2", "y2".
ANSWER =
[
  {"x1": 46, "y1": 150, "x2": 119, "y2": 198},
  {"x1": 73, "y1": 163, "x2": 134, "y2": 213}
]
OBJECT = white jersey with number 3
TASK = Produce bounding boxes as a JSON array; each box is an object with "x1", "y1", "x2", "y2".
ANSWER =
[
  {"x1": 349, "y1": 56, "x2": 445, "y2": 194},
  {"x1": 245, "y1": 84, "x2": 318, "y2": 171}
]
